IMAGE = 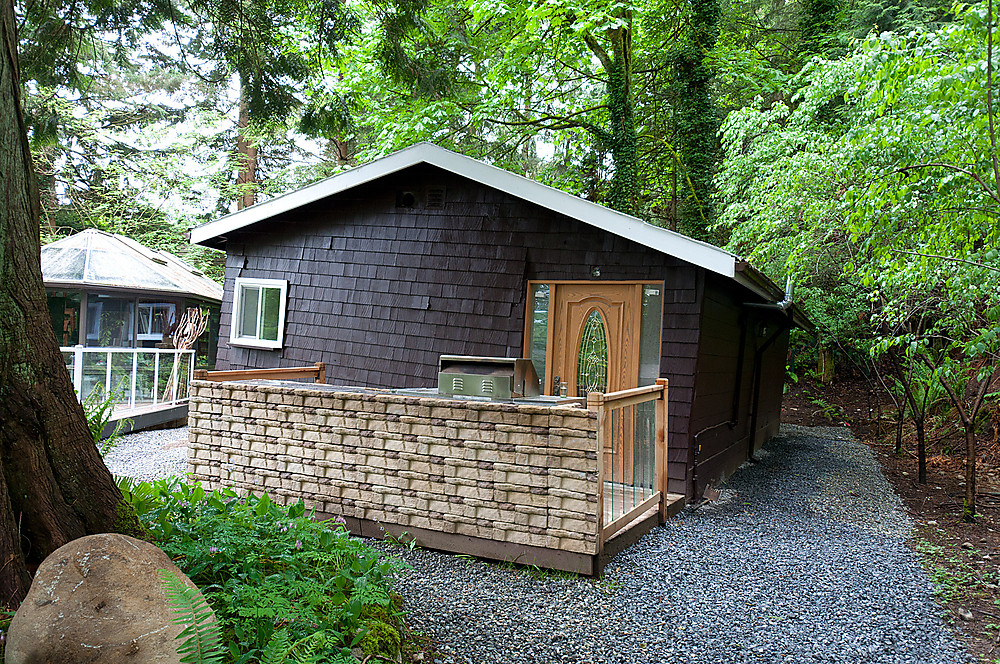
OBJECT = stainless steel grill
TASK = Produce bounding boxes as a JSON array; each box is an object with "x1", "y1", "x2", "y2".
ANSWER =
[{"x1": 438, "y1": 355, "x2": 541, "y2": 400}]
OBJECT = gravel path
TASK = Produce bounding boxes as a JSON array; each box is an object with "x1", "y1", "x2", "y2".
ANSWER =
[
  {"x1": 381, "y1": 424, "x2": 968, "y2": 664},
  {"x1": 107, "y1": 423, "x2": 967, "y2": 663},
  {"x1": 103, "y1": 425, "x2": 188, "y2": 481}
]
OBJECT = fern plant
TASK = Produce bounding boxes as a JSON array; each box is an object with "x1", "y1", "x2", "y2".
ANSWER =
[
  {"x1": 133, "y1": 483, "x2": 408, "y2": 663},
  {"x1": 159, "y1": 569, "x2": 224, "y2": 664},
  {"x1": 82, "y1": 385, "x2": 130, "y2": 454}
]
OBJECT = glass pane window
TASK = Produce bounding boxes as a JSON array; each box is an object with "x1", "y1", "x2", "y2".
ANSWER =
[
  {"x1": 576, "y1": 309, "x2": 608, "y2": 395},
  {"x1": 638, "y1": 285, "x2": 663, "y2": 386},
  {"x1": 85, "y1": 295, "x2": 135, "y2": 347},
  {"x1": 526, "y1": 284, "x2": 549, "y2": 392},
  {"x1": 137, "y1": 302, "x2": 176, "y2": 343},
  {"x1": 260, "y1": 287, "x2": 281, "y2": 342},
  {"x1": 231, "y1": 278, "x2": 287, "y2": 349},
  {"x1": 238, "y1": 286, "x2": 260, "y2": 339}
]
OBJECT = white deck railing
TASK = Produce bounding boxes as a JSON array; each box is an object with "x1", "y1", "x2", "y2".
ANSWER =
[{"x1": 61, "y1": 345, "x2": 196, "y2": 411}]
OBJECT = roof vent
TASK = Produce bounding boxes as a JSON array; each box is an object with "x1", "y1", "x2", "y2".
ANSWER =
[
  {"x1": 425, "y1": 186, "x2": 446, "y2": 209},
  {"x1": 396, "y1": 190, "x2": 417, "y2": 208}
]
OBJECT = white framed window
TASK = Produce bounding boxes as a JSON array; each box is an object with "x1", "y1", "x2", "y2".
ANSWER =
[{"x1": 230, "y1": 278, "x2": 288, "y2": 349}]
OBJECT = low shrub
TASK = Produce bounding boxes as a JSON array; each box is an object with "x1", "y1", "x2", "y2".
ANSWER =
[{"x1": 124, "y1": 479, "x2": 406, "y2": 664}]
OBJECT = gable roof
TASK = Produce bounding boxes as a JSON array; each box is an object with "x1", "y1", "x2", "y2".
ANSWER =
[
  {"x1": 42, "y1": 229, "x2": 223, "y2": 302},
  {"x1": 188, "y1": 142, "x2": 795, "y2": 312}
]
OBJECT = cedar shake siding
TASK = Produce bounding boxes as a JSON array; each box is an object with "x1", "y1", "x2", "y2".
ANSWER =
[
  {"x1": 212, "y1": 163, "x2": 791, "y2": 499},
  {"x1": 688, "y1": 274, "x2": 791, "y2": 496}
]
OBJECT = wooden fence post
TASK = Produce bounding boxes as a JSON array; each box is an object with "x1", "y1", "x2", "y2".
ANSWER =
[
  {"x1": 587, "y1": 391, "x2": 606, "y2": 556},
  {"x1": 655, "y1": 378, "x2": 669, "y2": 523}
]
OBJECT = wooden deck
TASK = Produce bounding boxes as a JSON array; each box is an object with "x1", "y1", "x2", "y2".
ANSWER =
[{"x1": 104, "y1": 401, "x2": 187, "y2": 438}]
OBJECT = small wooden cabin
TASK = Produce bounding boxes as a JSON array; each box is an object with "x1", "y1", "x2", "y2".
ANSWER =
[{"x1": 190, "y1": 143, "x2": 808, "y2": 500}]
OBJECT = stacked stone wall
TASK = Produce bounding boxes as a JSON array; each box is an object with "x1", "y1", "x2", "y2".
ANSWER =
[{"x1": 187, "y1": 381, "x2": 600, "y2": 554}]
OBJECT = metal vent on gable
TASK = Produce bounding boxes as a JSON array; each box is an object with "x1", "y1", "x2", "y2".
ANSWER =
[
  {"x1": 396, "y1": 190, "x2": 417, "y2": 208},
  {"x1": 425, "y1": 186, "x2": 446, "y2": 209}
]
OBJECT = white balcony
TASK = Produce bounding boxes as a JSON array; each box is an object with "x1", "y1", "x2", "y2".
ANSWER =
[{"x1": 62, "y1": 346, "x2": 195, "y2": 425}]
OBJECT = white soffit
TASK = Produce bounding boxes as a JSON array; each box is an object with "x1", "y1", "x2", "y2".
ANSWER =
[{"x1": 189, "y1": 142, "x2": 739, "y2": 279}]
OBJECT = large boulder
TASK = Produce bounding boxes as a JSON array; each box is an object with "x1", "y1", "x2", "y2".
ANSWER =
[{"x1": 5, "y1": 533, "x2": 214, "y2": 663}]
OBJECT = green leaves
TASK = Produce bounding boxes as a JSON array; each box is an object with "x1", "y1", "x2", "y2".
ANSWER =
[
  {"x1": 159, "y1": 569, "x2": 225, "y2": 664},
  {"x1": 127, "y1": 479, "x2": 405, "y2": 663},
  {"x1": 717, "y1": 1, "x2": 1000, "y2": 366}
]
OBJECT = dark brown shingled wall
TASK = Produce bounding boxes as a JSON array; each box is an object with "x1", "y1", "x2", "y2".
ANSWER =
[
  {"x1": 215, "y1": 163, "x2": 745, "y2": 498},
  {"x1": 687, "y1": 274, "x2": 791, "y2": 497}
]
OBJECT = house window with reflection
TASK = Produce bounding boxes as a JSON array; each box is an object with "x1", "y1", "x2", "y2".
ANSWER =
[{"x1": 230, "y1": 278, "x2": 288, "y2": 349}]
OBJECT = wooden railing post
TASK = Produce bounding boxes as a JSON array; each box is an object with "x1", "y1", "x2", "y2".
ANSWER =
[
  {"x1": 587, "y1": 391, "x2": 606, "y2": 556},
  {"x1": 655, "y1": 378, "x2": 669, "y2": 523},
  {"x1": 315, "y1": 362, "x2": 326, "y2": 384},
  {"x1": 193, "y1": 369, "x2": 208, "y2": 381}
]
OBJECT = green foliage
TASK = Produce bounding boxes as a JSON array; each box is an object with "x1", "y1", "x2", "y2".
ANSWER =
[
  {"x1": 717, "y1": 2, "x2": 1000, "y2": 353},
  {"x1": 127, "y1": 479, "x2": 405, "y2": 663},
  {"x1": 159, "y1": 570, "x2": 225, "y2": 664},
  {"x1": 81, "y1": 386, "x2": 130, "y2": 455},
  {"x1": 358, "y1": 621, "x2": 401, "y2": 660},
  {"x1": 1, "y1": 608, "x2": 13, "y2": 664}
]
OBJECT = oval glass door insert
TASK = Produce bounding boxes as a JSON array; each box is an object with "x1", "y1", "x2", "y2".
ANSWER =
[{"x1": 576, "y1": 309, "x2": 608, "y2": 395}]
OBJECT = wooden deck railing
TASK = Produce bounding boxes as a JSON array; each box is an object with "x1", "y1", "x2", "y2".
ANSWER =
[
  {"x1": 192, "y1": 362, "x2": 326, "y2": 384},
  {"x1": 588, "y1": 378, "x2": 668, "y2": 552}
]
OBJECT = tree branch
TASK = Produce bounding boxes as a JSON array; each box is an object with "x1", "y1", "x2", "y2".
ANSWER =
[
  {"x1": 888, "y1": 248, "x2": 1000, "y2": 273},
  {"x1": 891, "y1": 162, "x2": 1000, "y2": 205}
]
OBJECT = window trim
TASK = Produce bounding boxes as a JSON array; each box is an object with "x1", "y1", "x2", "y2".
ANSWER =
[{"x1": 230, "y1": 277, "x2": 288, "y2": 349}]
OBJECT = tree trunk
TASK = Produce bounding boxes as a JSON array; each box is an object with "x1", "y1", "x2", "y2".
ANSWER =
[
  {"x1": 0, "y1": 0, "x2": 139, "y2": 610},
  {"x1": 915, "y1": 415, "x2": 927, "y2": 484},
  {"x1": 606, "y1": 24, "x2": 638, "y2": 215},
  {"x1": 894, "y1": 408, "x2": 904, "y2": 456},
  {"x1": 962, "y1": 423, "x2": 977, "y2": 522},
  {"x1": 236, "y1": 87, "x2": 258, "y2": 210}
]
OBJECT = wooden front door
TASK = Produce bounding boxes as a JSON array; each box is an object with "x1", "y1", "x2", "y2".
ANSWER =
[{"x1": 548, "y1": 283, "x2": 643, "y2": 398}]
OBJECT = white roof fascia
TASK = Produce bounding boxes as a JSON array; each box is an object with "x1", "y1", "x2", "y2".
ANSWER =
[
  {"x1": 188, "y1": 148, "x2": 428, "y2": 246},
  {"x1": 189, "y1": 143, "x2": 738, "y2": 279}
]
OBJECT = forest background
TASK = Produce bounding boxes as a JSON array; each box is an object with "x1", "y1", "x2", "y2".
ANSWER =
[{"x1": 22, "y1": 0, "x2": 1000, "y2": 517}]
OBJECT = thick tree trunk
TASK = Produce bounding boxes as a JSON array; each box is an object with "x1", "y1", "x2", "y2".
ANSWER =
[{"x1": 0, "y1": 0, "x2": 139, "y2": 610}]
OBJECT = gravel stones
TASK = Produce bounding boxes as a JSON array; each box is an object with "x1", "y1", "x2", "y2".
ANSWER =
[
  {"x1": 382, "y1": 424, "x2": 969, "y2": 664},
  {"x1": 103, "y1": 426, "x2": 188, "y2": 481},
  {"x1": 107, "y1": 423, "x2": 968, "y2": 663}
]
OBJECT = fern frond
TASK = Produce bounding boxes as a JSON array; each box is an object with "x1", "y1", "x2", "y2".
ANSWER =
[
  {"x1": 288, "y1": 630, "x2": 340, "y2": 664},
  {"x1": 158, "y1": 569, "x2": 224, "y2": 664},
  {"x1": 261, "y1": 628, "x2": 294, "y2": 664}
]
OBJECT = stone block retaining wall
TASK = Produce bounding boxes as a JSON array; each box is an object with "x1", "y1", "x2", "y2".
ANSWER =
[{"x1": 187, "y1": 381, "x2": 600, "y2": 555}]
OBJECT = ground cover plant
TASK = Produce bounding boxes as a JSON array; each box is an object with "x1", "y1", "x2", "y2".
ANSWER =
[{"x1": 122, "y1": 479, "x2": 408, "y2": 664}]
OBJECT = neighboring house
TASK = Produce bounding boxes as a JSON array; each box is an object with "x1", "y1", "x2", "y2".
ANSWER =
[
  {"x1": 42, "y1": 229, "x2": 223, "y2": 360},
  {"x1": 189, "y1": 143, "x2": 809, "y2": 500}
]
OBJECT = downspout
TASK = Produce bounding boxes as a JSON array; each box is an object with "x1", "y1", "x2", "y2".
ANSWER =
[{"x1": 744, "y1": 277, "x2": 794, "y2": 313}]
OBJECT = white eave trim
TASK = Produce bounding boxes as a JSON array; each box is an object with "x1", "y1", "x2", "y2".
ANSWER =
[{"x1": 189, "y1": 142, "x2": 739, "y2": 279}]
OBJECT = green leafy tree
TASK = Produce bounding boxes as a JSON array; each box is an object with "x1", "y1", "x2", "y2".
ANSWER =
[{"x1": 717, "y1": 1, "x2": 1000, "y2": 520}]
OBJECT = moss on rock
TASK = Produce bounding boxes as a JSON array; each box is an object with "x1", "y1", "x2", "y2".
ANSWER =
[{"x1": 359, "y1": 620, "x2": 400, "y2": 661}]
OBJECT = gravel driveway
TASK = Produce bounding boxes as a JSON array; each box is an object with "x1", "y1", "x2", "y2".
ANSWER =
[
  {"x1": 109, "y1": 423, "x2": 968, "y2": 663},
  {"x1": 384, "y1": 424, "x2": 968, "y2": 664}
]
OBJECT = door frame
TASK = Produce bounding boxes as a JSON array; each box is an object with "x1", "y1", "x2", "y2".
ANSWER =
[{"x1": 523, "y1": 280, "x2": 665, "y2": 397}]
